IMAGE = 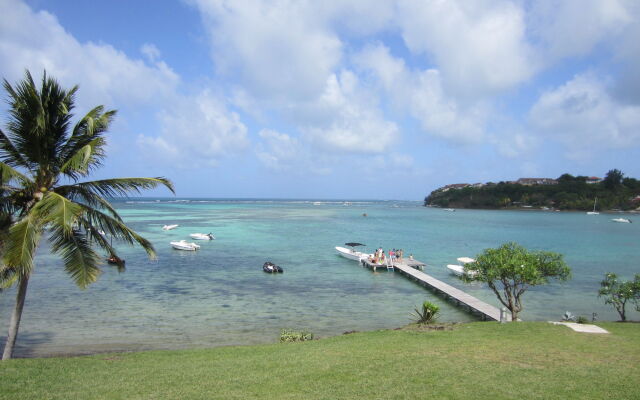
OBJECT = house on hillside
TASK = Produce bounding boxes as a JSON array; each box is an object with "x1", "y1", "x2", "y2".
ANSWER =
[
  {"x1": 586, "y1": 176, "x2": 602, "y2": 184},
  {"x1": 516, "y1": 178, "x2": 558, "y2": 186},
  {"x1": 440, "y1": 183, "x2": 470, "y2": 192}
]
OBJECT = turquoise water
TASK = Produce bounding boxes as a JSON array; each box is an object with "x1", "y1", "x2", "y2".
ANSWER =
[{"x1": 1, "y1": 199, "x2": 638, "y2": 357}]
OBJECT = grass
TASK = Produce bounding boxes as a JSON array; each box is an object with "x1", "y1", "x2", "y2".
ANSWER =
[{"x1": 1, "y1": 322, "x2": 638, "y2": 399}]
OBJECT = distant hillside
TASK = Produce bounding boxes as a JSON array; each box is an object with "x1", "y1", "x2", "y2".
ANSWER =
[{"x1": 424, "y1": 170, "x2": 640, "y2": 211}]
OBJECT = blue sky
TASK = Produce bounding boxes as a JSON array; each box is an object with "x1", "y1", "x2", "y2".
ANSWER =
[{"x1": 1, "y1": 0, "x2": 639, "y2": 200}]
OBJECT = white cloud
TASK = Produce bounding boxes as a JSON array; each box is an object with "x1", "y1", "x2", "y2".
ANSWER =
[
  {"x1": 138, "y1": 90, "x2": 249, "y2": 166},
  {"x1": 355, "y1": 44, "x2": 486, "y2": 143},
  {"x1": 0, "y1": 0, "x2": 179, "y2": 110},
  {"x1": 396, "y1": 0, "x2": 536, "y2": 97},
  {"x1": 529, "y1": 73, "x2": 640, "y2": 158},
  {"x1": 141, "y1": 43, "x2": 162, "y2": 63},
  {"x1": 492, "y1": 131, "x2": 537, "y2": 159},
  {"x1": 299, "y1": 71, "x2": 399, "y2": 153},
  {"x1": 527, "y1": 0, "x2": 632, "y2": 61},
  {"x1": 256, "y1": 129, "x2": 303, "y2": 171},
  {"x1": 190, "y1": 0, "x2": 342, "y2": 102}
]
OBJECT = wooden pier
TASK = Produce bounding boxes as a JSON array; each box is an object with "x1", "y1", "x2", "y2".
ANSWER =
[{"x1": 360, "y1": 258, "x2": 501, "y2": 321}]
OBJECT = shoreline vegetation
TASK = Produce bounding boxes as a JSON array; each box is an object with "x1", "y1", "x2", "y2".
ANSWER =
[
  {"x1": 424, "y1": 169, "x2": 640, "y2": 212},
  {"x1": 1, "y1": 321, "x2": 638, "y2": 399}
]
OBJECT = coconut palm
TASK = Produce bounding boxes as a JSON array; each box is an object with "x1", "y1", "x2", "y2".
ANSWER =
[{"x1": 0, "y1": 70, "x2": 174, "y2": 359}]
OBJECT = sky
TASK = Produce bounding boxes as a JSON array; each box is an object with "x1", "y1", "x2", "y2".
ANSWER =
[{"x1": 1, "y1": 0, "x2": 639, "y2": 200}]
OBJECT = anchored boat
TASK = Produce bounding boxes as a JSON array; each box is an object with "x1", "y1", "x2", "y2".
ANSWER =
[
  {"x1": 335, "y1": 242, "x2": 372, "y2": 261},
  {"x1": 170, "y1": 240, "x2": 200, "y2": 251},
  {"x1": 190, "y1": 233, "x2": 215, "y2": 240},
  {"x1": 611, "y1": 218, "x2": 632, "y2": 223},
  {"x1": 263, "y1": 262, "x2": 283, "y2": 273},
  {"x1": 446, "y1": 257, "x2": 478, "y2": 277}
]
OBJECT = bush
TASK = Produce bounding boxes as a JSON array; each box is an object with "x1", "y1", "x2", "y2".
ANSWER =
[
  {"x1": 280, "y1": 329, "x2": 314, "y2": 343},
  {"x1": 413, "y1": 301, "x2": 440, "y2": 324},
  {"x1": 576, "y1": 316, "x2": 589, "y2": 324}
]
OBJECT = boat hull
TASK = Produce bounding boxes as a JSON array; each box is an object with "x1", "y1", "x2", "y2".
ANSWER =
[
  {"x1": 170, "y1": 241, "x2": 200, "y2": 251},
  {"x1": 190, "y1": 233, "x2": 215, "y2": 240},
  {"x1": 612, "y1": 218, "x2": 631, "y2": 223},
  {"x1": 447, "y1": 264, "x2": 465, "y2": 276},
  {"x1": 335, "y1": 246, "x2": 372, "y2": 261}
]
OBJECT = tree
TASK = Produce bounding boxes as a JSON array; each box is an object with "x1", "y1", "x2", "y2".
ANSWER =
[
  {"x1": 462, "y1": 242, "x2": 571, "y2": 321},
  {"x1": 598, "y1": 273, "x2": 636, "y2": 321},
  {"x1": 603, "y1": 169, "x2": 624, "y2": 190},
  {"x1": 0, "y1": 70, "x2": 174, "y2": 359}
]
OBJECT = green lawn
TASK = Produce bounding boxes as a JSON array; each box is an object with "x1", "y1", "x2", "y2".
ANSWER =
[{"x1": 1, "y1": 322, "x2": 638, "y2": 399}]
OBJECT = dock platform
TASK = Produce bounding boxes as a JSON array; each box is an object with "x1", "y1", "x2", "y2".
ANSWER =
[{"x1": 360, "y1": 258, "x2": 501, "y2": 321}]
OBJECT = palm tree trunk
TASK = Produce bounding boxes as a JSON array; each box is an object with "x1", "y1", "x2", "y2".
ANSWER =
[{"x1": 2, "y1": 275, "x2": 30, "y2": 360}]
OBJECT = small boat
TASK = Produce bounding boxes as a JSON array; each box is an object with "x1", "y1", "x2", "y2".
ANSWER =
[
  {"x1": 335, "y1": 243, "x2": 372, "y2": 261},
  {"x1": 586, "y1": 198, "x2": 599, "y2": 215},
  {"x1": 443, "y1": 208, "x2": 455, "y2": 212},
  {"x1": 611, "y1": 218, "x2": 632, "y2": 223},
  {"x1": 106, "y1": 255, "x2": 125, "y2": 265},
  {"x1": 446, "y1": 257, "x2": 478, "y2": 277},
  {"x1": 170, "y1": 240, "x2": 200, "y2": 251},
  {"x1": 162, "y1": 224, "x2": 179, "y2": 230},
  {"x1": 263, "y1": 261, "x2": 283, "y2": 273},
  {"x1": 189, "y1": 233, "x2": 215, "y2": 240}
]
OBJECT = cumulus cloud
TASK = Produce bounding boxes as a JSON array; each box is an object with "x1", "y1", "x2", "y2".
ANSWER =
[
  {"x1": 298, "y1": 71, "x2": 399, "y2": 153},
  {"x1": 396, "y1": 0, "x2": 536, "y2": 97},
  {"x1": 611, "y1": 3, "x2": 640, "y2": 105},
  {"x1": 140, "y1": 43, "x2": 162, "y2": 63},
  {"x1": 529, "y1": 73, "x2": 640, "y2": 157},
  {"x1": 0, "y1": 0, "x2": 179, "y2": 110},
  {"x1": 355, "y1": 44, "x2": 486, "y2": 143},
  {"x1": 527, "y1": 0, "x2": 632, "y2": 61},
  {"x1": 190, "y1": 0, "x2": 342, "y2": 102},
  {"x1": 138, "y1": 90, "x2": 249, "y2": 166},
  {"x1": 255, "y1": 129, "x2": 303, "y2": 171}
]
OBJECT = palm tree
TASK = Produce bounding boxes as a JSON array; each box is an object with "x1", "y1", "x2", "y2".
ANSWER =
[{"x1": 0, "y1": 70, "x2": 174, "y2": 360}]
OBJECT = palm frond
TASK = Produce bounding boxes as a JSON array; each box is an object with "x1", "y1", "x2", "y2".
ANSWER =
[
  {"x1": 0, "y1": 265, "x2": 18, "y2": 290},
  {"x1": 77, "y1": 204, "x2": 156, "y2": 259},
  {"x1": 0, "y1": 127, "x2": 29, "y2": 169},
  {"x1": 54, "y1": 185, "x2": 122, "y2": 220},
  {"x1": 3, "y1": 70, "x2": 76, "y2": 170},
  {"x1": 48, "y1": 224, "x2": 101, "y2": 288},
  {"x1": 59, "y1": 137, "x2": 107, "y2": 178},
  {"x1": 34, "y1": 192, "x2": 83, "y2": 234},
  {"x1": 0, "y1": 161, "x2": 33, "y2": 187},
  {"x1": 59, "y1": 177, "x2": 175, "y2": 198},
  {"x1": 2, "y1": 212, "x2": 42, "y2": 276},
  {"x1": 59, "y1": 107, "x2": 115, "y2": 178}
]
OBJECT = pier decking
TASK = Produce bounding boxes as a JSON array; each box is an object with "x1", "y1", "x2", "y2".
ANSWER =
[{"x1": 360, "y1": 258, "x2": 501, "y2": 321}]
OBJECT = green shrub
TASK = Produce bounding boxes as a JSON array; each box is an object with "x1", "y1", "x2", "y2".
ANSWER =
[
  {"x1": 413, "y1": 301, "x2": 440, "y2": 324},
  {"x1": 576, "y1": 316, "x2": 589, "y2": 324},
  {"x1": 280, "y1": 329, "x2": 314, "y2": 343}
]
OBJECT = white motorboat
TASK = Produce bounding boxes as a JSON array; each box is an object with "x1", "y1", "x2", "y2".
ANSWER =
[
  {"x1": 611, "y1": 218, "x2": 632, "y2": 223},
  {"x1": 443, "y1": 208, "x2": 456, "y2": 212},
  {"x1": 446, "y1": 257, "x2": 478, "y2": 277},
  {"x1": 189, "y1": 233, "x2": 215, "y2": 240},
  {"x1": 162, "y1": 224, "x2": 179, "y2": 230},
  {"x1": 335, "y1": 243, "x2": 372, "y2": 261},
  {"x1": 170, "y1": 240, "x2": 200, "y2": 251}
]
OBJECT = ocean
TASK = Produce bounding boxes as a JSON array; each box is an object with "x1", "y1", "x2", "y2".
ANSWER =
[{"x1": 1, "y1": 199, "x2": 638, "y2": 357}]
